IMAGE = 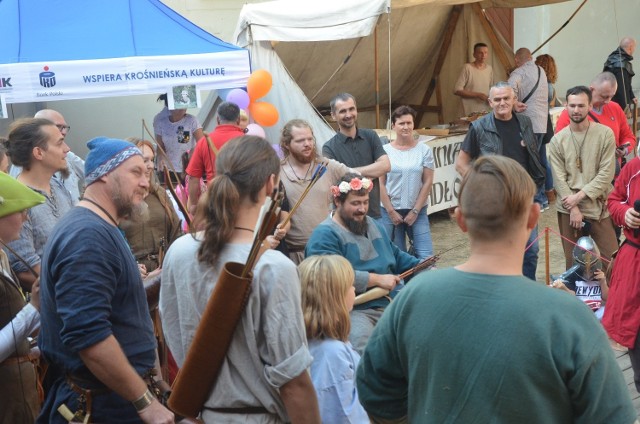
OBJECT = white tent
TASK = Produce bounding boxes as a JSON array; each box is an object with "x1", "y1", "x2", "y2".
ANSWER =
[{"x1": 233, "y1": 0, "x2": 570, "y2": 144}]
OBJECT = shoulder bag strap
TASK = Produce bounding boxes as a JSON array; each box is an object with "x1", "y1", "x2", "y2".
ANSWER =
[{"x1": 521, "y1": 66, "x2": 541, "y2": 104}]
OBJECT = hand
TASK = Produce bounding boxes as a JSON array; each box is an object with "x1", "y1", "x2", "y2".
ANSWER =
[
  {"x1": 624, "y1": 207, "x2": 640, "y2": 229},
  {"x1": 593, "y1": 269, "x2": 606, "y2": 284},
  {"x1": 137, "y1": 398, "x2": 174, "y2": 423},
  {"x1": 138, "y1": 264, "x2": 148, "y2": 279},
  {"x1": 29, "y1": 278, "x2": 41, "y2": 311},
  {"x1": 514, "y1": 102, "x2": 527, "y2": 112},
  {"x1": 551, "y1": 279, "x2": 573, "y2": 294},
  {"x1": 388, "y1": 210, "x2": 403, "y2": 226},
  {"x1": 265, "y1": 235, "x2": 280, "y2": 249},
  {"x1": 477, "y1": 92, "x2": 488, "y2": 102},
  {"x1": 569, "y1": 207, "x2": 583, "y2": 229},
  {"x1": 273, "y1": 224, "x2": 287, "y2": 241},
  {"x1": 371, "y1": 273, "x2": 401, "y2": 291},
  {"x1": 562, "y1": 192, "x2": 583, "y2": 210},
  {"x1": 615, "y1": 147, "x2": 626, "y2": 158},
  {"x1": 403, "y1": 211, "x2": 418, "y2": 226},
  {"x1": 187, "y1": 202, "x2": 197, "y2": 217}
]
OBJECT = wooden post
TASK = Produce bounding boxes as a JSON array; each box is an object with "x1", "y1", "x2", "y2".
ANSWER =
[
  {"x1": 545, "y1": 227, "x2": 550, "y2": 285},
  {"x1": 471, "y1": 3, "x2": 514, "y2": 74},
  {"x1": 375, "y1": 27, "x2": 380, "y2": 128},
  {"x1": 435, "y1": 77, "x2": 444, "y2": 124},
  {"x1": 415, "y1": 5, "x2": 462, "y2": 126}
]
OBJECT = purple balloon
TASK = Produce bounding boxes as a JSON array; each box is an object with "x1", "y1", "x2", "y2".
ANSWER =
[
  {"x1": 226, "y1": 88, "x2": 250, "y2": 110},
  {"x1": 246, "y1": 123, "x2": 266, "y2": 138}
]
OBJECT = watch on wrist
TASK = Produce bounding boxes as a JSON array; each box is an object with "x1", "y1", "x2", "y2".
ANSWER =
[
  {"x1": 411, "y1": 208, "x2": 419, "y2": 215},
  {"x1": 132, "y1": 389, "x2": 155, "y2": 412}
]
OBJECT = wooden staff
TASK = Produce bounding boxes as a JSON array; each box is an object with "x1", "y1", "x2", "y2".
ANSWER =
[{"x1": 279, "y1": 162, "x2": 327, "y2": 229}]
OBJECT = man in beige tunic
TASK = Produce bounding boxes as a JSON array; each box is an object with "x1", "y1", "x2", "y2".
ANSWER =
[
  {"x1": 454, "y1": 43, "x2": 493, "y2": 116},
  {"x1": 279, "y1": 119, "x2": 350, "y2": 264},
  {"x1": 548, "y1": 85, "x2": 618, "y2": 268}
]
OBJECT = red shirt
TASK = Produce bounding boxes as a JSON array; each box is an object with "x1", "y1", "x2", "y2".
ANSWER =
[
  {"x1": 185, "y1": 125, "x2": 244, "y2": 181},
  {"x1": 555, "y1": 101, "x2": 636, "y2": 154}
]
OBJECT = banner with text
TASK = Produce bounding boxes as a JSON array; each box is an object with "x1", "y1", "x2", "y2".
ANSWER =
[
  {"x1": 425, "y1": 134, "x2": 464, "y2": 214},
  {"x1": 0, "y1": 51, "x2": 250, "y2": 104}
]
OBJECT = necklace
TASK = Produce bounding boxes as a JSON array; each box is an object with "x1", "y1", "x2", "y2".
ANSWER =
[
  {"x1": 83, "y1": 197, "x2": 119, "y2": 226},
  {"x1": 569, "y1": 122, "x2": 590, "y2": 173},
  {"x1": 234, "y1": 226, "x2": 254, "y2": 233},
  {"x1": 287, "y1": 159, "x2": 314, "y2": 181}
]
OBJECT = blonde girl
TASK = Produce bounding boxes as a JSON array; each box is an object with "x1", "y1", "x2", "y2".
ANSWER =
[{"x1": 299, "y1": 255, "x2": 368, "y2": 423}]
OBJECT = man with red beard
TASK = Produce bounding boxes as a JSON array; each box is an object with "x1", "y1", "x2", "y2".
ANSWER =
[
  {"x1": 548, "y1": 86, "x2": 618, "y2": 268},
  {"x1": 306, "y1": 172, "x2": 419, "y2": 354},
  {"x1": 279, "y1": 119, "x2": 351, "y2": 264},
  {"x1": 37, "y1": 138, "x2": 173, "y2": 424}
]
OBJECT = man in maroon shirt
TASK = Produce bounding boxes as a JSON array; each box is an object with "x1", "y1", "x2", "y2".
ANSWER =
[{"x1": 186, "y1": 101, "x2": 244, "y2": 215}]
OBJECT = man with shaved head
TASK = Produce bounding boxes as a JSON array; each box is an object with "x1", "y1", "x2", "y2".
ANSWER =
[{"x1": 604, "y1": 37, "x2": 637, "y2": 110}]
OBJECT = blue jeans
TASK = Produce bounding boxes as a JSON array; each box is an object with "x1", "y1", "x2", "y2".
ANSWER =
[
  {"x1": 379, "y1": 206, "x2": 433, "y2": 260},
  {"x1": 523, "y1": 224, "x2": 539, "y2": 281}
]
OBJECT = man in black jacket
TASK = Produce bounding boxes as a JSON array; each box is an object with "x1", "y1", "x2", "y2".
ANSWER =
[
  {"x1": 456, "y1": 81, "x2": 545, "y2": 281},
  {"x1": 603, "y1": 37, "x2": 637, "y2": 111}
]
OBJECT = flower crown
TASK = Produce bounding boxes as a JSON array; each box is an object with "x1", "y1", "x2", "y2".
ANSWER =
[{"x1": 330, "y1": 177, "x2": 374, "y2": 198}]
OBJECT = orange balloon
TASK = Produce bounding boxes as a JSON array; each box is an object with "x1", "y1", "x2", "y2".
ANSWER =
[
  {"x1": 249, "y1": 102, "x2": 279, "y2": 127},
  {"x1": 247, "y1": 69, "x2": 273, "y2": 101}
]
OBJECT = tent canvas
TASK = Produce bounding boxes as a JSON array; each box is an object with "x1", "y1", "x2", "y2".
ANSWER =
[
  {"x1": 0, "y1": 0, "x2": 251, "y2": 104},
  {"x1": 233, "y1": 0, "x2": 571, "y2": 144}
]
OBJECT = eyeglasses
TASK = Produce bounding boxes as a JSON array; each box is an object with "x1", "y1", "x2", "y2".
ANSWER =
[{"x1": 56, "y1": 124, "x2": 71, "y2": 133}]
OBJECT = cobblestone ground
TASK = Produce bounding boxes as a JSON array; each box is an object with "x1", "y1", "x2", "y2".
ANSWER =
[{"x1": 429, "y1": 203, "x2": 567, "y2": 283}]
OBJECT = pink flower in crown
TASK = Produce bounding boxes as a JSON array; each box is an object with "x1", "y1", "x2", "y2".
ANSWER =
[
  {"x1": 350, "y1": 178, "x2": 363, "y2": 191},
  {"x1": 330, "y1": 185, "x2": 341, "y2": 197}
]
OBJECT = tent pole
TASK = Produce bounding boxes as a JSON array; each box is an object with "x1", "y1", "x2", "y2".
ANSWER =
[
  {"x1": 375, "y1": 27, "x2": 380, "y2": 129},
  {"x1": 471, "y1": 3, "x2": 514, "y2": 74},
  {"x1": 415, "y1": 5, "x2": 462, "y2": 127}
]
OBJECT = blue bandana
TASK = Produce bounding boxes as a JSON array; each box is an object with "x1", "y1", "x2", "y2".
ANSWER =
[{"x1": 84, "y1": 137, "x2": 142, "y2": 187}]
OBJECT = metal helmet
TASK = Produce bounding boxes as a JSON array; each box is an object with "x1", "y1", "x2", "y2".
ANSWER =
[{"x1": 572, "y1": 236, "x2": 602, "y2": 280}]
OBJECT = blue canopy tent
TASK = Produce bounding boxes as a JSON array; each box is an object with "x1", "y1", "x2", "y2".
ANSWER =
[{"x1": 0, "y1": 0, "x2": 251, "y2": 104}]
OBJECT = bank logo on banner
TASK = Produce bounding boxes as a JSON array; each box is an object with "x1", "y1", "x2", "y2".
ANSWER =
[
  {"x1": 39, "y1": 66, "x2": 56, "y2": 88},
  {"x1": 0, "y1": 77, "x2": 12, "y2": 88}
]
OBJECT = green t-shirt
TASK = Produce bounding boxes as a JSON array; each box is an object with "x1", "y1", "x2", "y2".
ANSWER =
[{"x1": 357, "y1": 268, "x2": 636, "y2": 424}]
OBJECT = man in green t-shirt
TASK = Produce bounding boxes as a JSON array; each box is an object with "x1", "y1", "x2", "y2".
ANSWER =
[{"x1": 357, "y1": 155, "x2": 637, "y2": 424}]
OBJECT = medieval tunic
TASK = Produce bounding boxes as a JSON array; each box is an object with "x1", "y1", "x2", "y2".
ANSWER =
[{"x1": 0, "y1": 250, "x2": 39, "y2": 423}]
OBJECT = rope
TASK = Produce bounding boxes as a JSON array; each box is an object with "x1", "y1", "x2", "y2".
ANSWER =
[
  {"x1": 387, "y1": 5, "x2": 392, "y2": 129},
  {"x1": 539, "y1": 226, "x2": 611, "y2": 265}
]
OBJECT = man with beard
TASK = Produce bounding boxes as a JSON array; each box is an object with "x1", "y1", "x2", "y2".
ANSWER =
[
  {"x1": 555, "y1": 72, "x2": 636, "y2": 173},
  {"x1": 5, "y1": 118, "x2": 74, "y2": 291},
  {"x1": 279, "y1": 119, "x2": 351, "y2": 264},
  {"x1": 455, "y1": 82, "x2": 545, "y2": 281},
  {"x1": 37, "y1": 137, "x2": 174, "y2": 423},
  {"x1": 10, "y1": 109, "x2": 86, "y2": 204},
  {"x1": 322, "y1": 93, "x2": 390, "y2": 219},
  {"x1": 306, "y1": 172, "x2": 419, "y2": 354},
  {"x1": 548, "y1": 86, "x2": 618, "y2": 268}
]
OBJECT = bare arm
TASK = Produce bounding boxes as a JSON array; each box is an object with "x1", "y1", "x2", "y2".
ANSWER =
[
  {"x1": 187, "y1": 177, "x2": 201, "y2": 216},
  {"x1": 193, "y1": 128, "x2": 205, "y2": 143},
  {"x1": 354, "y1": 155, "x2": 390, "y2": 178},
  {"x1": 405, "y1": 167, "x2": 434, "y2": 226},
  {"x1": 280, "y1": 371, "x2": 321, "y2": 424},
  {"x1": 155, "y1": 135, "x2": 167, "y2": 169},
  {"x1": 454, "y1": 89, "x2": 488, "y2": 102},
  {"x1": 455, "y1": 150, "x2": 472, "y2": 176},
  {"x1": 79, "y1": 335, "x2": 173, "y2": 423}
]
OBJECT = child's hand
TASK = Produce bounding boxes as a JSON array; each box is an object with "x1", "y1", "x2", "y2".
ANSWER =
[{"x1": 594, "y1": 269, "x2": 606, "y2": 282}]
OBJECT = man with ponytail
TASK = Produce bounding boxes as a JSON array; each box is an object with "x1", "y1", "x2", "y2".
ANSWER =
[{"x1": 161, "y1": 136, "x2": 320, "y2": 423}]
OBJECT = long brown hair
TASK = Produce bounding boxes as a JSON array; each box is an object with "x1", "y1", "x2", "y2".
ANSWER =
[
  {"x1": 535, "y1": 54, "x2": 558, "y2": 84},
  {"x1": 197, "y1": 136, "x2": 280, "y2": 266},
  {"x1": 299, "y1": 255, "x2": 354, "y2": 341}
]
